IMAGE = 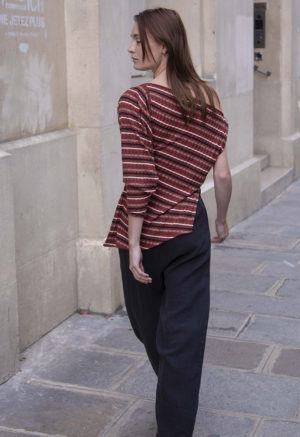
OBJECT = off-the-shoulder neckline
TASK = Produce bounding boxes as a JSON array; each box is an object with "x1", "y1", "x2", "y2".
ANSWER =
[{"x1": 139, "y1": 82, "x2": 225, "y2": 117}]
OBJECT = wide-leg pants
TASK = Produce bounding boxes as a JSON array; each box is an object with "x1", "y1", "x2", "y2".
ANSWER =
[{"x1": 118, "y1": 195, "x2": 211, "y2": 437}]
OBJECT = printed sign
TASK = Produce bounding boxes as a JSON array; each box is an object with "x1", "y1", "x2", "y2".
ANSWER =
[{"x1": 0, "y1": 0, "x2": 46, "y2": 39}]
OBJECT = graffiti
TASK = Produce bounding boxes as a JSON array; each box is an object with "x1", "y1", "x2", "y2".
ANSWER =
[
  {"x1": 0, "y1": 0, "x2": 46, "y2": 38},
  {"x1": 9, "y1": 14, "x2": 45, "y2": 27},
  {"x1": 1, "y1": 1, "x2": 44, "y2": 13},
  {"x1": 0, "y1": 13, "x2": 8, "y2": 24}
]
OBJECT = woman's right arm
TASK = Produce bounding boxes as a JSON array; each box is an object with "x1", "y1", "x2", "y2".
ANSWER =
[{"x1": 212, "y1": 148, "x2": 232, "y2": 243}]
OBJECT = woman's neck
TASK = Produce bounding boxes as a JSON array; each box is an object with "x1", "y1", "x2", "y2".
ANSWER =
[{"x1": 151, "y1": 67, "x2": 169, "y2": 87}]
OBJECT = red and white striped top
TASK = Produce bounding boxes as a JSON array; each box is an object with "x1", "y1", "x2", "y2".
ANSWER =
[{"x1": 103, "y1": 83, "x2": 229, "y2": 250}]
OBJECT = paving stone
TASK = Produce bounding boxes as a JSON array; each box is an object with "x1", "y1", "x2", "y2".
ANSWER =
[
  {"x1": 57, "y1": 312, "x2": 131, "y2": 334},
  {"x1": 210, "y1": 272, "x2": 276, "y2": 294},
  {"x1": 114, "y1": 360, "x2": 157, "y2": 399},
  {"x1": 104, "y1": 313, "x2": 133, "y2": 327},
  {"x1": 33, "y1": 313, "x2": 119, "y2": 352},
  {"x1": 230, "y1": 199, "x2": 300, "y2": 228},
  {"x1": 105, "y1": 400, "x2": 157, "y2": 437},
  {"x1": 34, "y1": 348, "x2": 137, "y2": 389},
  {"x1": 199, "y1": 367, "x2": 300, "y2": 418},
  {"x1": 0, "y1": 432, "x2": 44, "y2": 437},
  {"x1": 204, "y1": 337, "x2": 268, "y2": 370},
  {"x1": 0, "y1": 431, "x2": 51, "y2": 437},
  {"x1": 231, "y1": 217, "x2": 300, "y2": 236},
  {"x1": 211, "y1": 290, "x2": 300, "y2": 319},
  {"x1": 276, "y1": 279, "x2": 300, "y2": 299},
  {"x1": 257, "y1": 260, "x2": 300, "y2": 280},
  {"x1": 105, "y1": 399, "x2": 256, "y2": 437},
  {"x1": 0, "y1": 432, "x2": 49, "y2": 437},
  {"x1": 93, "y1": 327, "x2": 145, "y2": 353},
  {"x1": 271, "y1": 348, "x2": 300, "y2": 378},
  {"x1": 223, "y1": 231, "x2": 298, "y2": 250},
  {"x1": 31, "y1": 329, "x2": 101, "y2": 352},
  {"x1": 227, "y1": 212, "x2": 272, "y2": 231},
  {"x1": 274, "y1": 224, "x2": 300, "y2": 235},
  {"x1": 210, "y1": 254, "x2": 261, "y2": 274},
  {"x1": 212, "y1": 245, "x2": 299, "y2": 263},
  {"x1": 277, "y1": 192, "x2": 300, "y2": 203},
  {"x1": 53, "y1": 312, "x2": 109, "y2": 334},
  {"x1": 18, "y1": 316, "x2": 130, "y2": 375},
  {"x1": 287, "y1": 181, "x2": 300, "y2": 191},
  {"x1": 207, "y1": 309, "x2": 250, "y2": 338},
  {"x1": 194, "y1": 409, "x2": 256, "y2": 437},
  {"x1": 230, "y1": 221, "x2": 287, "y2": 235},
  {"x1": 270, "y1": 199, "x2": 300, "y2": 211},
  {"x1": 241, "y1": 315, "x2": 300, "y2": 346},
  {"x1": 0, "y1": 382, "x2": 128, "y2": 437},
  {"x1": 256, "y1": 419, "x2": 300, "y2": 437},
  {"x1": 254, "y1": 208, "x2": 300, "y2": 226}
]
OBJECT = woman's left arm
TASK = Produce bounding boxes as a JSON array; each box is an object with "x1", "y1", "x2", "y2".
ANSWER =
[{"x1": 128, "y1": 214, "x2": 152, "y2": 284}]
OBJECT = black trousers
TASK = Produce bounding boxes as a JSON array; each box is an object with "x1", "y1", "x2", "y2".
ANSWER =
[{"x1": 118, "y1": 195, "x2": 211, "y2": 437}]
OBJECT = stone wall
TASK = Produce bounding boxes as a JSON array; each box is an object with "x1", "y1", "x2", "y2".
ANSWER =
[
  {"x1": 0, "y1": 150, "x2": 19, "y2": 383},
  {"x1": 0, "y1": 0, "x2": 78, "y2": 382},
  {"x1": 0, "y1": 0, "x2": 67, "y2": 141},
  {"x1": 254, "y1": 0, "x2": 300, "y2": 173},
  {"x1": 203, "y1": 0, "x2": 261, "y2": 228},
  {"x1": 1, "y1": 130, "x2": 78, "y2": 353}
]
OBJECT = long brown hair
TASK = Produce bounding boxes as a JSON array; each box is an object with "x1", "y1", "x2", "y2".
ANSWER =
[{"x1": 134, "y1": 7, "x2": 220, "y2": 123}]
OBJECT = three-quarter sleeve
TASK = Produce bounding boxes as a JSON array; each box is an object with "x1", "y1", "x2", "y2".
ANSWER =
[{"x1": 118, "y1": 88, "x2": 158, "y2": 217}]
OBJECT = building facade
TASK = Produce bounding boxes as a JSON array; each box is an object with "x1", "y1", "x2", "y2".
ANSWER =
[{"x1": 0, "y1": 0, "x2": 299, "y2": 382}]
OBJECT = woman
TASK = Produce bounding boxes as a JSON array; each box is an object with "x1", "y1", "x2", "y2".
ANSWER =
[{"x1": 104, "y1": 7, "x2": 232, "y2": 437}]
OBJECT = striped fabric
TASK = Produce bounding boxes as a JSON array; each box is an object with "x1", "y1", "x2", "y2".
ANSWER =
[{"x1": 103, "y1": 83, "x2": 229, "y2": 250}]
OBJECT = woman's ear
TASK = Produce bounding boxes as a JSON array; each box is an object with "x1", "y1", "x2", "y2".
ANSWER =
[{"x1": 162, "y1": 44, "x2": 168, "y2": 55}]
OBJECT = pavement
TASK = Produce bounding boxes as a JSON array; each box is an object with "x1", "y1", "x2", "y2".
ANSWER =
[{"x1": 1, "y1": 179, "x2": 300, "y2": 437}]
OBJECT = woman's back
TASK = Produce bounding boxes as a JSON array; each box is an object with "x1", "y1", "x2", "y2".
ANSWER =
[
  {"x1": 104, "y1": 82, "x2": 228, "y2": 250},
  {"x1": 141, "y1": 82, "x2": 228, "y2": 195}
]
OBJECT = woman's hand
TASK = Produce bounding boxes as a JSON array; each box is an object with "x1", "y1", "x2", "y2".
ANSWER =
[
  {"x1": 211, "y1": 219, "x2": 229, "y2": 243},
  {"x1": 129, "y1": 244, "x2": 152, "y2": 284}
]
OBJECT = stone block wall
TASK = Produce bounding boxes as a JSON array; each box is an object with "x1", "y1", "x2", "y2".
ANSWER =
[
  {"x1": 0, "y1": 0, "x2": 78, "y2": 382},
  {"x1": 0, "y1": 151, "x2": 19, "y2": 383},
  {"x1": 1, "y1": 130, "x2": 78, "y2": 352}
]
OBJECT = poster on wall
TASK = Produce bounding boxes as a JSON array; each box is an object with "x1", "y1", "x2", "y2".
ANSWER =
[
  {"x1": 0, "y1": 0, "x2": 47, "y2": 42},
  {"x1": 0, "y1": 0, "x2": 67, "y2": 141}
]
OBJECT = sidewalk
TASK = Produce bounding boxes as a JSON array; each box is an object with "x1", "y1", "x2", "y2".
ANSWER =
[{"x1": 1, "y1": 180, "x2": 300, "y2": 437}]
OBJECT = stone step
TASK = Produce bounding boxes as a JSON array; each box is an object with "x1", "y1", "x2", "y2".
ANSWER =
[
  {"x1": 255, "y1": 153, "x2": 270, "y2": 171},
  {"x1": 260, "y1": 166, "x2": 293, "y2": 207}
]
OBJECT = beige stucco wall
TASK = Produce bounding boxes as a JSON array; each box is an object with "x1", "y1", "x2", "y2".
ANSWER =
[
  {"x1": 216, "y1": 0, "x2": 254, "y2": 168},
  {"x1": 0, "y1": 0, "x2": 67, "y2": 141},
  {"x1": 65, "y1": 0, "x2": 130, "y2": 315},
  {"x1": 200, "y1": 0, "x2": 216, "y2": 80},
  {"x1": 198, "y1": 0, "x2": 260, "y2": 229},
  {"x1": 0, "y1": 151, "x2": 19, "y2": 383},
  {"x1": 0, "y1": 0, "x2": 78, "y2": 369},
  {"x1": 1, "y1": 130, "x2": 78, "y2": 352},
  {"x1": 254, "y1": 0, "x2": 300, "y2": 173}
]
